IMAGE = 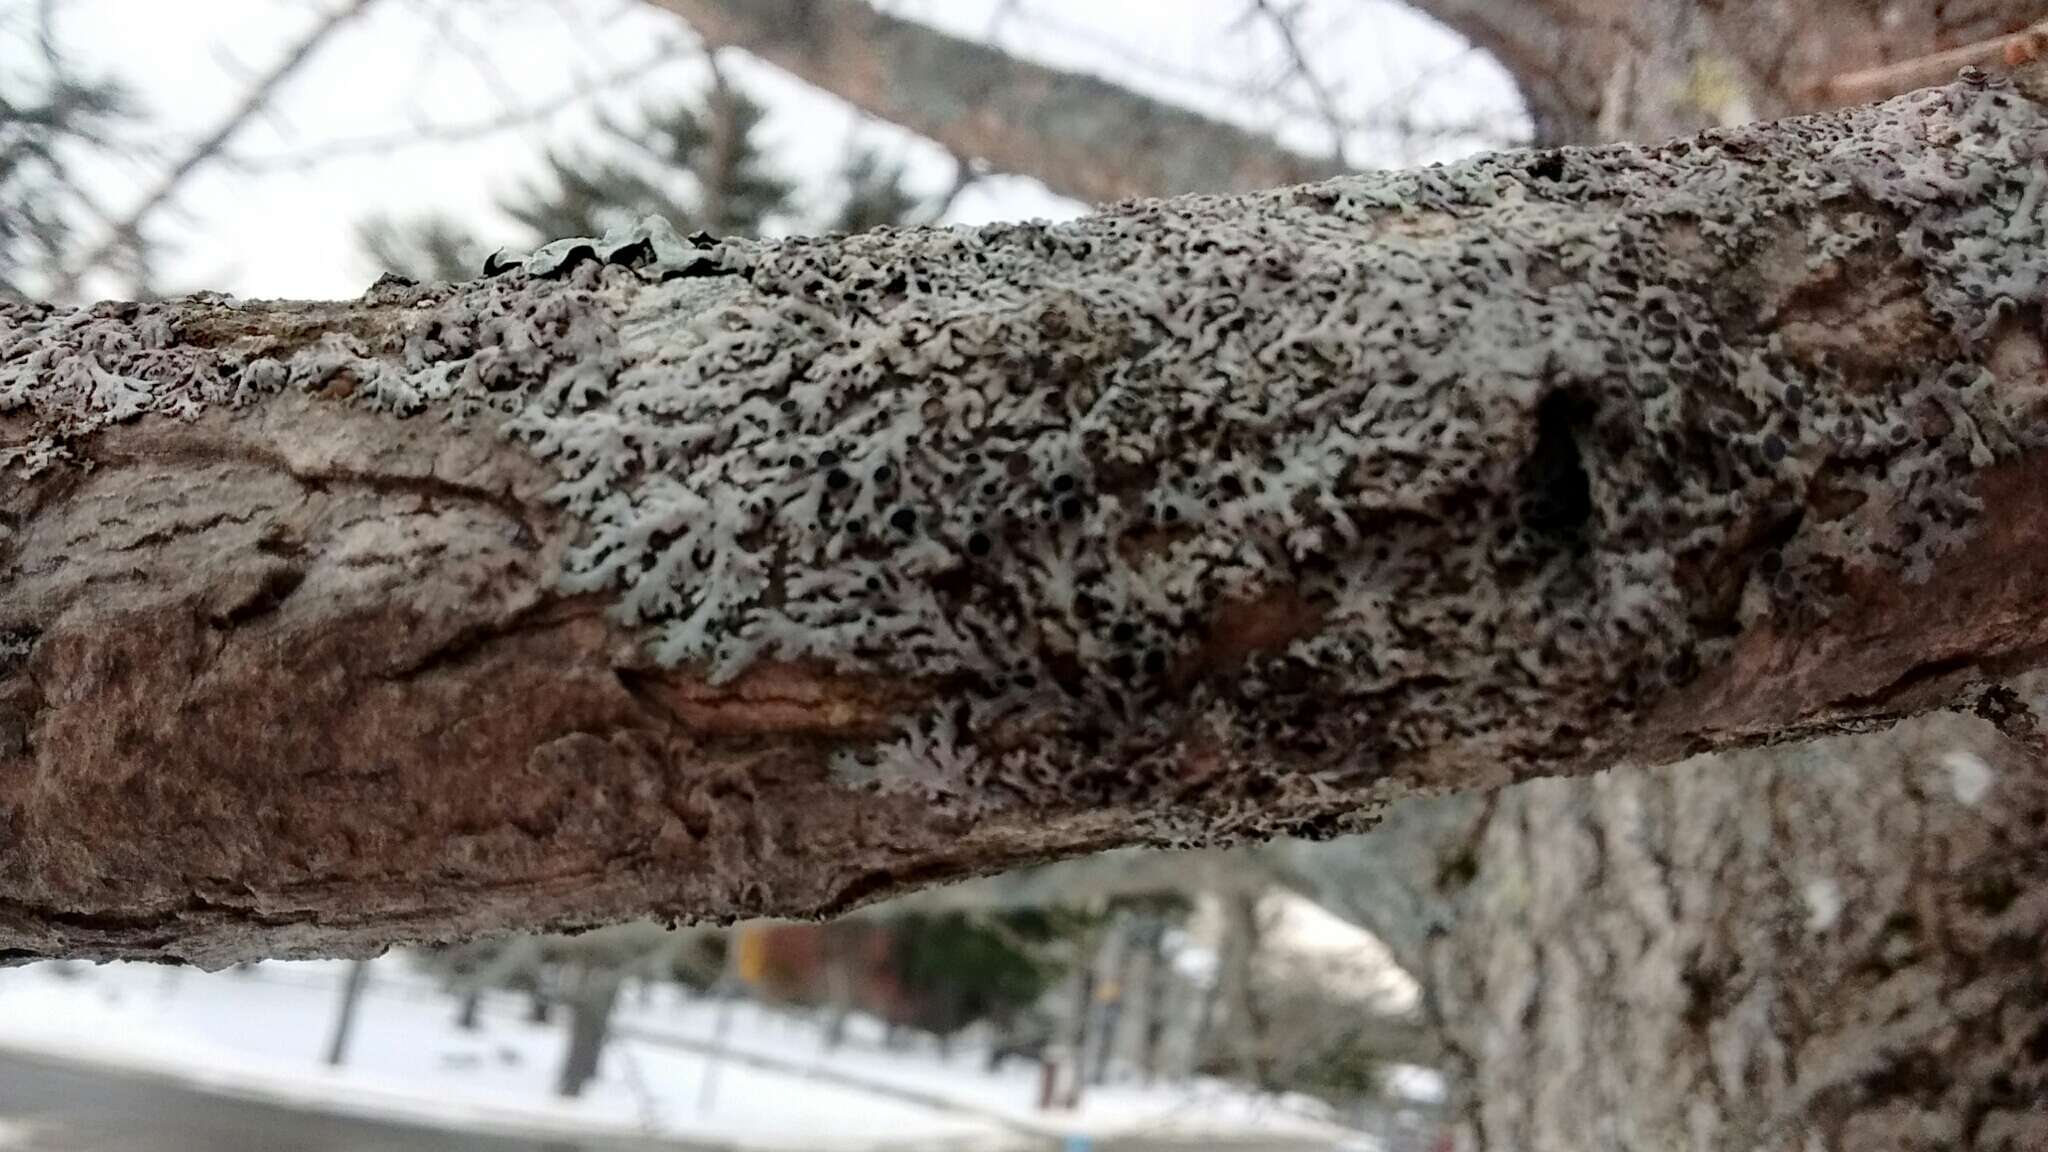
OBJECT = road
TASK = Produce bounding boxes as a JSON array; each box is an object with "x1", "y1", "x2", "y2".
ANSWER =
[
  {"x1": 0, "y1": 1052, "x2": 698, "y2": 1152},
  {"x1": 0, "y1": 1051, "x2": 1357, "y2": 1152}
]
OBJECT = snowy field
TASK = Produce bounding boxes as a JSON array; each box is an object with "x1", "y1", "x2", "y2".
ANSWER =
[{"x1": 0, "y1": 957, "x2": 1379, "y2": 1150}]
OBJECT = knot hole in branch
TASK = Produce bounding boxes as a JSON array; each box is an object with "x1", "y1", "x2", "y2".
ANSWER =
[{"x1": 1515, "y1": 390, "x2": 1595, "y2": 552}]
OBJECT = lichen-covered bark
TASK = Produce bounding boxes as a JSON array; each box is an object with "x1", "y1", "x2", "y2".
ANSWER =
[
  {"x1": 2, "y1": 74, "x2": 2047, "y2": 964},
  {"x1": 647, "y1": 0, "x2": 1343, "y2": 203}
]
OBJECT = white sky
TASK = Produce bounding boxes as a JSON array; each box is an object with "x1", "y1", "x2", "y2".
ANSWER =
[{"x1": 26, "y1": 0, "x2": 1523, "y2": 301}]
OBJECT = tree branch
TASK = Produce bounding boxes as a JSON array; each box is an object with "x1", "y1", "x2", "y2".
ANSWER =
[
  {"x1": 645, "y1": 0, "x2": 1344, "y2": 203},
  {"x1": 1396, "y1": 0, "x2": 1600, "y2": 144},
  {"x1": 1406, "y1": 0, "x2": 2048, "y2": 145},
  {"x1": 1242, "y1": 0, "x2": 1351, "y2": 168},
  {"x1": 3, "y1": 71, "x2": 2047, "y2": 964},
  {"x1": 1818, "y1": 18, "x2": 2048, "y2": 108},
  {"x1": 225, "y1": 36, "x2": 693, "y2": 174}
]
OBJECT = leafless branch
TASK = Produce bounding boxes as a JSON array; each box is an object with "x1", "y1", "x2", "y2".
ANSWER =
[
  {"x1": 1818, "y1": 18, "x2": 2048, "y2": 106},
  {"x1": 45, "y1": 0, "x2": 378, "y2": 300},
  {"x1": 653, "y1": 0, "x2": 1343, "y2": 202},
  {"x1": 698, "y1": 52, "x2": 737, "y2": 233},
  {"x1": 919, "y1": 150, "x2": 981, "y2": 225},
  {"x1": 226, "y1": 38, "x2": 692, "y2": 174},
  {"x1": 1242, "y1": 0, "x2": 1352, "y2": 168}
]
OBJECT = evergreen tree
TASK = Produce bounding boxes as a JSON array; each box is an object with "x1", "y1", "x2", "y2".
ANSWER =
[
  {"x1": 356, "y1": 212, "x2": 484, "y2": 286},
  {"x1": 828, "y1": 150, "x2": 920, "y2": 235},
  {"x1": 888, "y1": 909, "x2": 1077, "y2": 1040}
]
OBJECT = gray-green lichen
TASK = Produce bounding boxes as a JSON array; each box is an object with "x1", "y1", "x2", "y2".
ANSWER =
[{"x1": 4, "y1": 76, "x2": 2046, "y2": 822}]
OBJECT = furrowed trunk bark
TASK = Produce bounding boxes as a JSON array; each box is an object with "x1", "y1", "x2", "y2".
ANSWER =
[
  {"x1": 1287, "y1": 709, "x2": 2048, "y2": 1150},
  {"x1": 648, "y1": 0, "x2": 1343, "y2": 203},
  {"x1": 2, "y1": 73, "x2": 2047, "y2": 965},
  {"x1": 1418, "y1": 712, "x2": 2048, "y2": 1151}
]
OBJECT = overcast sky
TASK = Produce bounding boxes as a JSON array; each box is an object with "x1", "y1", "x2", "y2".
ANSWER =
[{"x1": 27, "y1": 0, "x2": 1522, "y2": 301}]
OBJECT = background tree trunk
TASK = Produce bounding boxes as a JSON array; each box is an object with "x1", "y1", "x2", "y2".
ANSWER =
[
  {"x1": 322, "y1": 959, "x2": 372, "y2": 1067},
  {"x1": 1212, "y1": 890, "x2": 1273, "y2": 1089},
  {"x1": 1420, "y1": 712, "x2": 2047, "y2": 1151},
  {"x1": 556, "y1": 963, "x2": 625, "y2": 1098},
  {"x1": 820, "y1": 922, "x2": 855, "y2": 1052},
  {"x1": 1050, "y1": 927, "x2": 1099, "y2": 1109}
]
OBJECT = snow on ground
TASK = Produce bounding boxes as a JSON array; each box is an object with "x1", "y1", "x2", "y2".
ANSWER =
[
  {"x1": 0, "y1": 958, "x2": 1361, "y2": 1150},
  {"x1": 617, "y1": 990, "x2": 1350, "y2": 1144}
]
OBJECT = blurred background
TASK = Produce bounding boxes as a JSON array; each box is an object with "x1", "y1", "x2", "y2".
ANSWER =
[
  {"x1": 9, "y1": 3, "x2": 2048, "y2": 1149},
  {"x1": 0, "y1": 2, "x2": 1521, "y2": 1148}
]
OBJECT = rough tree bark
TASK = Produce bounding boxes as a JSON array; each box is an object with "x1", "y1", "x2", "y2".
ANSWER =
[
  {"x1": 1279, "y1": 709, "x2": 2048, "y2": 1150},
  {"x1": 648, "y1": 0, "x2": 1344, "y2": 203},
  {"x1": 1382, "y1": 711, "x2": 2047, "y2": 1151},
  {"x1": 3, "y1": 72, "x2": 2047, "y2": 966},
  {"x1": 1409, "y1": 0, "x2": 2048, "y2": 143}
]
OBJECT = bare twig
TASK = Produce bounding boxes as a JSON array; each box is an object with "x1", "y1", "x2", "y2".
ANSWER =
[
  {"x1": 699, "y1": 53, "x2": 736, "y2": 232},
  {"x1": 919, "y1": 150, "x2": 981, "y2": 225},
  {"x1": 2, "y1": 0, "x2": 152, "y2": 297},
  {"x1": 971, "y1": 0, "x2": 1517, "y2": 161},
  {"x1": 1244, "y1": 0, "x2": 1352, "y2": 168},
  {"x1": 426, "y1": 0, "x2": 523, "y2": 112},
  {"x1": 34, "y1": 0, "x2": 61, "y2": 67},
  {"x1": 227, "y1": 39, "x2": 690, "y2": 173},
  {"x1": 1817, "y1": 18, "x2": 2048, "y2": 106},
  {"x1": 46, "y1": 0, "x2": 378, "y2": 300},
  {"x1": 985, "y1": 0, "x2": 1024, "y2": 41}
]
